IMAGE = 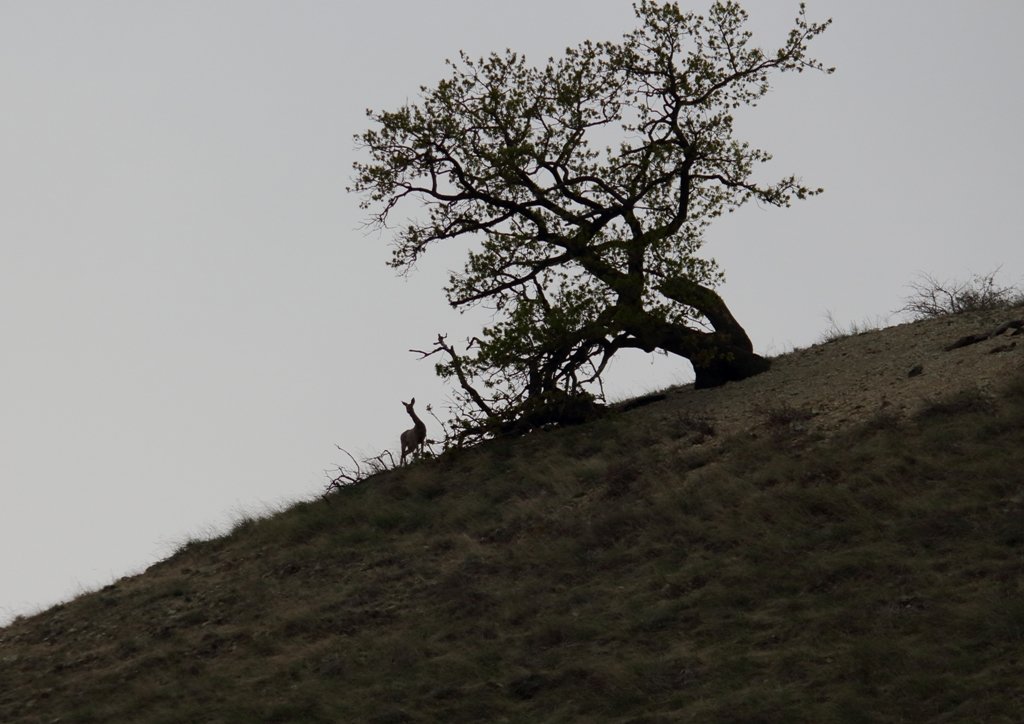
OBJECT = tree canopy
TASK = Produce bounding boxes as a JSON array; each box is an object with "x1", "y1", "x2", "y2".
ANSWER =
[{"x1": 353, "y1": 0, "x2": 832, "y2": 440}]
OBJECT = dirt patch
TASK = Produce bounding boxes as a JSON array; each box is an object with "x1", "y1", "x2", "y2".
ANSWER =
[{"x1": 647, "y1": 305, "x2": 1024, "y2": 440}]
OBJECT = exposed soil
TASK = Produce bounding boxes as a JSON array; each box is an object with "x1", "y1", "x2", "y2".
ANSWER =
[{"x1": 647, "y1": 305, "x2": 1024, "y2": 440}]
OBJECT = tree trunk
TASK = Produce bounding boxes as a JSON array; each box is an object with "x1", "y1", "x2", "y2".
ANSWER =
[
  {"x1": 637, "y1": 276, "x2": 771, "y2": 389},
  {"x1": 686, "y1": 336, "x2": 771, "y2": 389},
  {"x1": 651, "y1": 317, "x2": 771, "y2": 389}
]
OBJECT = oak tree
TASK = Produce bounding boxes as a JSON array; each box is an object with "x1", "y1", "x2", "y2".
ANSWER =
[{"x1": 353, "y1": 1, "x2": 832, "y2": 438}]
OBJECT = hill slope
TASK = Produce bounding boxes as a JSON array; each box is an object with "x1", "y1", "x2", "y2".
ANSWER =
[{"x1": 2, "y1": 307, "x2": 1023, "y2": 723}]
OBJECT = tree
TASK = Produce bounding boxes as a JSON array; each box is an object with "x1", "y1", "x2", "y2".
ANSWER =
[{"x1": 353, "y1": 1, "x2": 832, "y2": 439}]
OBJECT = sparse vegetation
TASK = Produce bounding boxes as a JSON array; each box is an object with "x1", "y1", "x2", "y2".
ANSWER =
[
  {"x1": 324, "y1": 447, "x2": 398, "y2": 495},
  {"x1": 817, "y1": 310, "x2": 887, "y2": 343},
  {"x1": 900, "y1": 268, "x2": 1024, "y2": 320},
  {"x1": 757, "y1": 401, "x2": 817, "y2": 430},
  {"x1": 2, "y1": 339, "x2": 1022, "y2": 722}
]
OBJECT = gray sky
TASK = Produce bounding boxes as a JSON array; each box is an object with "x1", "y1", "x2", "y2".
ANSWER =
[{"x1": 2, "y1": 1, "x2": 1022, "y2": 623}]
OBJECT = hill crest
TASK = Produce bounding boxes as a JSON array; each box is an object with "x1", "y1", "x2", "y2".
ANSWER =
[
  {"x1": 642, "y1": 304, "x2": 1023, "y2": 441},
  {"x1": 2, "y1": 306, "x2": 1023, "y2": 723}
]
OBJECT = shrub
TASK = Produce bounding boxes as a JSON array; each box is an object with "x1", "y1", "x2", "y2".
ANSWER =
[{"x1": 900, "y1": 269, "x2": 1024, "y2": 319}]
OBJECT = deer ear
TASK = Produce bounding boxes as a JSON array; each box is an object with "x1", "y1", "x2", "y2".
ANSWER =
[{"x1": 411, "y1": 397, "x2": 415, "y2": 405}]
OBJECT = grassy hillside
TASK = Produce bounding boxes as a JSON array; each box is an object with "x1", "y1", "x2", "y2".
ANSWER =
[{"x1": 2, "y1": 313, "x2": 1023, "y2": 723}]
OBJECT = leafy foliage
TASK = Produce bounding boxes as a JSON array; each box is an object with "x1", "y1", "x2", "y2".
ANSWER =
[{"x1": 353, "y1": 1, "x2": 832, "y2": 439}]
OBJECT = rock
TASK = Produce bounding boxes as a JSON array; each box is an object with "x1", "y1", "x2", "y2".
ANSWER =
[{"x1": 945, "y1": 318, "x2": 1024, "y2": 351}]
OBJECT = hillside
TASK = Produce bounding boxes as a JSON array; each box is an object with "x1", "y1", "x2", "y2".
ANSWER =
[{"x1": 2, "y1": 307, "x2": 1023, "y2": 723}]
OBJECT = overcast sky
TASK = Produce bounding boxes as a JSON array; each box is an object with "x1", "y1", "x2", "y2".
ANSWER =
[{"x1": 2, "y1": 1, "x2": 1022, "y2": 624}]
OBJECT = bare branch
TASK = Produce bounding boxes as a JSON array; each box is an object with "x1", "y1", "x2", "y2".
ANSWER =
[{"x1": 323, "y1": 446, "x2": 397, "y2": 498}]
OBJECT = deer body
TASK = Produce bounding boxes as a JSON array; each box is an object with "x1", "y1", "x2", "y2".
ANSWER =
[{"x1": 400, "y1": 398, "x2": 427, "y2": 464}]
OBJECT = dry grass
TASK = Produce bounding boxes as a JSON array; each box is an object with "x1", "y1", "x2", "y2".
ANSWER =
[{"x1": 2, "y1": 352, "x2": 1023, "y2": 722}]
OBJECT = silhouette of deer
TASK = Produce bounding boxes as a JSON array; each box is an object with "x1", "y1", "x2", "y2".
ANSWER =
[{"x1": 400, "y1": 398, "x2": 427, "y2": 465}]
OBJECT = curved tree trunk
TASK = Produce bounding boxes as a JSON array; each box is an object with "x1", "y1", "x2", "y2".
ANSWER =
[
  {"x1": 679, "y1": 333, "x2": 771, "y2": 389},
  {"x1": 638, "y1": 316, "x2": 771, "y2": 389},
  {"x1": 630, "y1": 276, "x2": 771, "y2": 389}
]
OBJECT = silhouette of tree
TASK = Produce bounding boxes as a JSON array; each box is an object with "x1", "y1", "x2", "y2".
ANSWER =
[{"x1": 354, "y1": 1, "x2": 832, "y2": 438}]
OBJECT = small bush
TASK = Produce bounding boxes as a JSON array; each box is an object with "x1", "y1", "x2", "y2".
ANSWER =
[
  {"x1": 758, "y1": 402, "x2": 816, "y2": 430},
  {"x1": 675, "y1": 412, "x2": 716, "y2": 443},
  {"x1": 917, "y1": 388, "x2": 995, "y2": 420},
  {"x1": 900, "y1": 269, "x2": 1024, "y2": 320}
]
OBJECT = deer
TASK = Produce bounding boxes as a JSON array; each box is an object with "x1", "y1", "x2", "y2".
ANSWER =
[{"x1": 399, "y1": 398, "x2": 427, "y2": 465}]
